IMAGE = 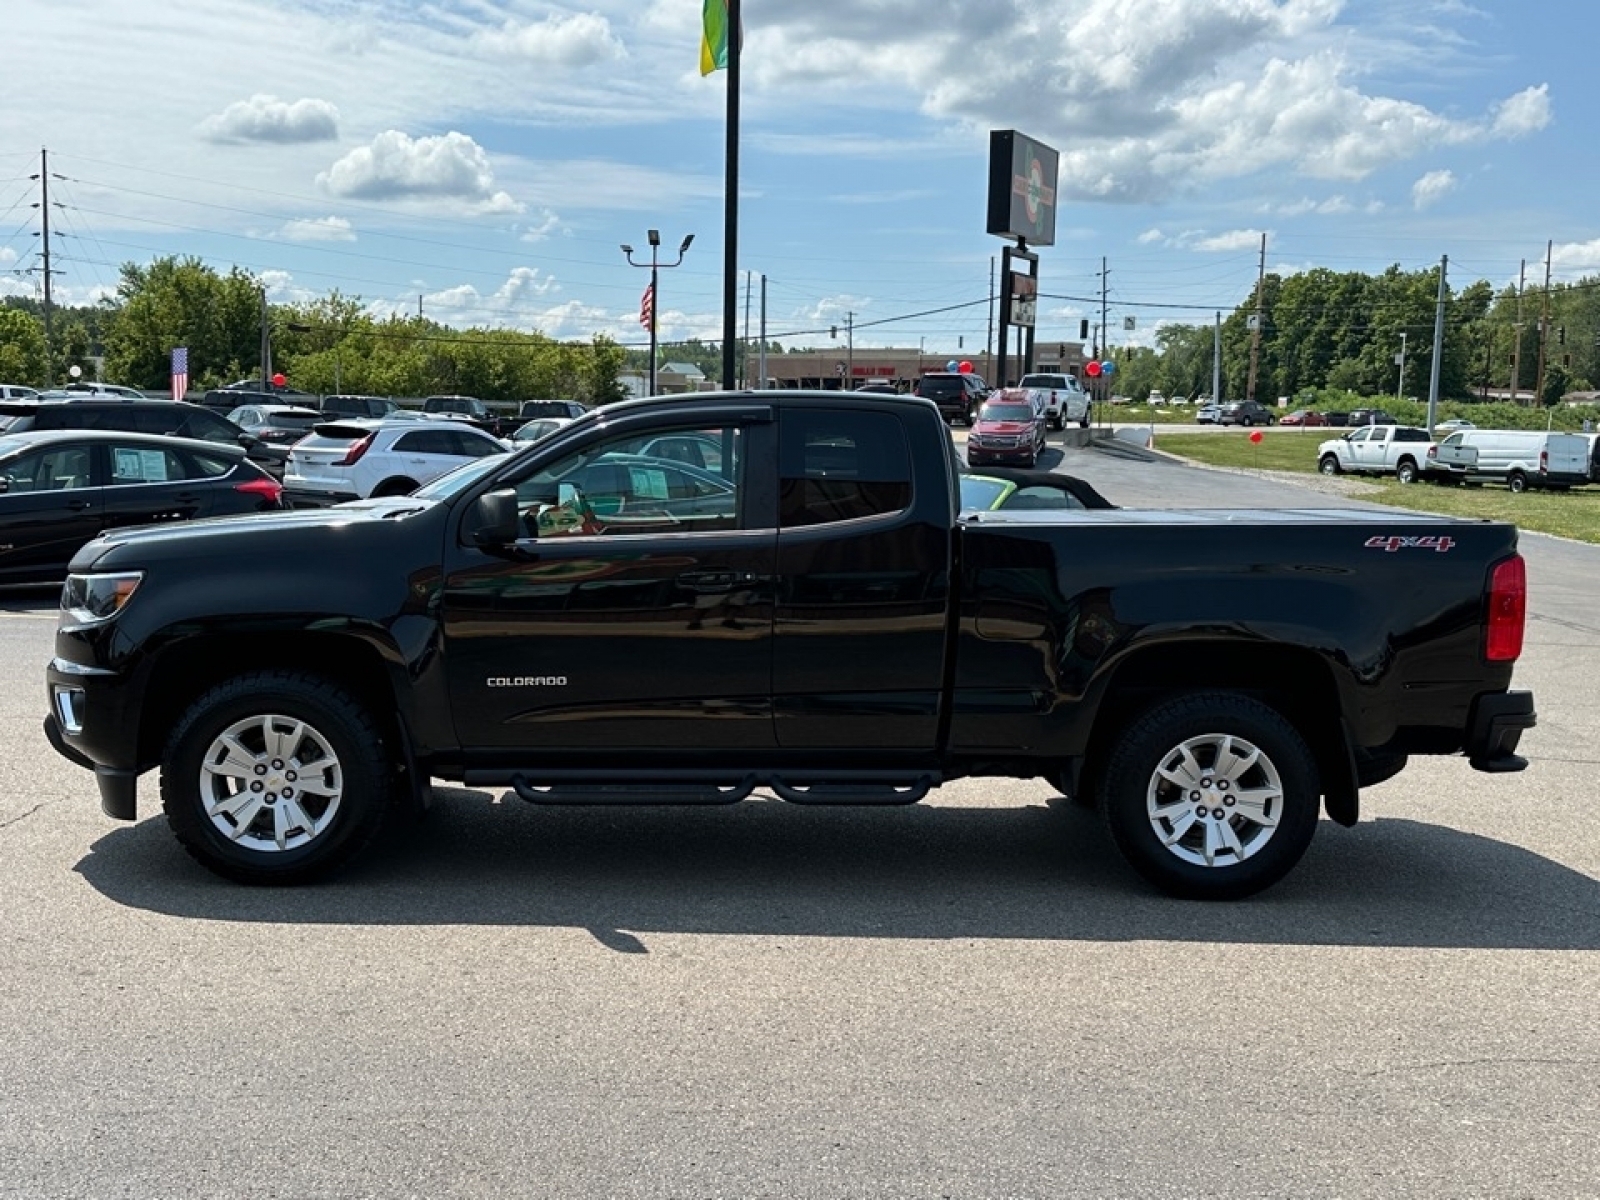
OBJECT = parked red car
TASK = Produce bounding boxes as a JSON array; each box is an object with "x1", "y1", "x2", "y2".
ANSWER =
[
  {"x1": 965, "y1": 392, "x2": 1045, "y2": 468},
  {"x1": 1279, "y1": 409, "x2": 1329, "y2": 427}
]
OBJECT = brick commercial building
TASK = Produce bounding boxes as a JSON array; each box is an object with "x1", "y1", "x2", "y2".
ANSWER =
[{"x1": 734, "y1": 344, "x2": 1089, "y2": 391}]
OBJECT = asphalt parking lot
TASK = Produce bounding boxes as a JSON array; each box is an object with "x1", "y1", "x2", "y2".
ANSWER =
[{"x1": 2, "y1": 434, "x2": 1597, "y2": 1199}]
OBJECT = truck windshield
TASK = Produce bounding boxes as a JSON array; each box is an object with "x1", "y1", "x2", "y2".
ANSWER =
[{"x1": 980, "y1": 403, "x2": 1033, "y2": 422}]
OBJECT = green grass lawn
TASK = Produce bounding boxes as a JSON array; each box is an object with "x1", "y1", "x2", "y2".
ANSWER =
[{"x1": 1153, "y1": 430, "x2": 1600, "y2": 545}]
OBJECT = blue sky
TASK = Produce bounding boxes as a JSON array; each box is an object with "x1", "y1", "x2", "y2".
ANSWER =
[{"x1": 0, "y1": 0, "x2": 1589, "y2": 355}]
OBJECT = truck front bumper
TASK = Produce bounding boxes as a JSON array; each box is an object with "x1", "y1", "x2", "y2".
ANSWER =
[
  {"x1": 1466, "y1": 690, "x2": 1536, "y2": 772},
  {"x1": 45, "y1": 656, "x2": 145, "y2": 820}
]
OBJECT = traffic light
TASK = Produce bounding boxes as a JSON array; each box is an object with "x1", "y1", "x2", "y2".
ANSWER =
[
  {"x1": 1557, "y1": 326, "x2": 1566, "y2": 345},
  {"x1": 1079, "y1": 319, "x2": 1090, "y2": 339},
  {"x1": 830, "y1": 325, "x2": 837, "y2": 338}
]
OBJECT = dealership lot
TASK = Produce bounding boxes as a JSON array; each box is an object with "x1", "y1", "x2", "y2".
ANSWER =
[{"x1": 1, "y1": 440, "x2": 1597, "y2": 1199}]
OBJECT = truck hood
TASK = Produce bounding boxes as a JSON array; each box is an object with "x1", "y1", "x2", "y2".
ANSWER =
[{"x1": 69, "y1": 498, "x2": 442, "y2": 571}]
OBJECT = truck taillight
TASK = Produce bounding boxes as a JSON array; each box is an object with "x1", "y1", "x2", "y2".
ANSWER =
[
  {"x1": 337, "y1": 435, "x2": 374, "y2": 466},
  {"x1": 1539, "y1": 450, "x2": 1548, "y2": 475},
  {"x1": 1427, "y1": 445, "x2": 1438, "y2": 460},
  {"x1": 1485, "y1": 554, "x2": 1526, "y2": 662}
]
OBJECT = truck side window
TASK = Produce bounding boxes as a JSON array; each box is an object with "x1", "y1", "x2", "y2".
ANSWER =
[
  {"x1": 778, "y1": 409, "x2": 911, "y2": 528},
  {"x1": 513, "y1": 424, "x2": 744, "y2": 537}
]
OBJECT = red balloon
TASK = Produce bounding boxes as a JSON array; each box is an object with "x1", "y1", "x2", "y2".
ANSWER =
[
  {"x1": 1249, "y1": 430, "x2": 1264, "y2": 444},
  {"x1": 271, "y1": 372, "x2": 287, "y2": 388},
  {"x1": 958, "y1": 360, "x2": 972, "y2": 374},
  {"x1": 1084, "y1": 361, "x2": 1103, "y2": 378}
]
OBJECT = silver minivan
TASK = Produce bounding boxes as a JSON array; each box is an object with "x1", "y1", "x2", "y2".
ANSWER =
[{"x1": 1433, "y1": 429, "x2": 1590, "y2": 491}]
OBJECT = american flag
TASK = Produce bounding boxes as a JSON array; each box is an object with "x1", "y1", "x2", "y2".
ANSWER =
[
  {"x1": 170, "y1": 347, "x2": 189, "y2": 399},
  {"x1": 639, "y1": 281, "x2": 654, "y2": 330}
]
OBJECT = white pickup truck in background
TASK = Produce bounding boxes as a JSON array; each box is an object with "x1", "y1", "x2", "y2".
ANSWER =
[
  {"x1": 1316, "y1": 424, "x2": 1438, "y2": 484},
  {"x1": 1017, "y1": 372, "x2": 1091, "y2": 430}
]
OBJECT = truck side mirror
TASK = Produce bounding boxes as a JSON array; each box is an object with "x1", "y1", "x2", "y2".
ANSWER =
[{"x1": 467, "y1": 488, "x2": 521, "y2": 546}]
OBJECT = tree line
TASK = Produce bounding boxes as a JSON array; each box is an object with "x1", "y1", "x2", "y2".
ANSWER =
[
  {"x1": 0, "y1": 256, "x2": 629, "y2": 405},
  {"x1": 1104, "y1": 264, "x2": 1600, "y2": 407},
  {"x1": 4, "y1": 255, "x2": 1598, "y2": 406}
]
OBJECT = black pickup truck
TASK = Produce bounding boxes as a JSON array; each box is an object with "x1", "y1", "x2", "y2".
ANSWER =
[{"x1": 43, "y1": 391, "x2": 1534, "y2": 898}]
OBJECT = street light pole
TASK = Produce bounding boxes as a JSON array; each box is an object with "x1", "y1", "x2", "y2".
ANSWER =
[
  {"x1": 1395, "y1": 330, "x2": 1407, "y2": 402},
  {"x1": 623, "y1": 230, "x2": 693, "y2": 396}
]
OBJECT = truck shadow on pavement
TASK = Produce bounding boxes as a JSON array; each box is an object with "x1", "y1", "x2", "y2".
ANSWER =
[{"x1": 74, "y1": 788, "x2": 1600, "y2": 951}]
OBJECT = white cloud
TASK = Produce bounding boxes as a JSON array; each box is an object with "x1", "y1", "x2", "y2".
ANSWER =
[
  {"x1": 199, "y1": 94, "x2": 339, "y2": 144},
  {"x1": 1137, "y1": 228, "x2": 1165, "y2": 245},
  {"x1": 1411, "y1": 169, "x2": 1456, "y2": 210},
  {"x1": 0, "y1": 247, "x2": 16, "y2": 266},
  {"x1": 1550, "y1": 239, "x2": 1600, "y2": 279},
  {"x1": 1270, "y1": 195, "x2": 1354, "y2": 216},
  {"x1": 473, "y1": 12, "x2": 625, "y2": 65},
  {"x1": 517, "y1": 210, "x2": 566, "y2": 242},
  {"x1": 280, "y1": 216, "x2": 356, "y2": 242},
  {"x1": 1193, "y1": 229, "x2": 1265, "y2": 252},
  {"x1": 1492, "y1": 85, "x2": 1552, "y2": 136},
  {"x1": 317, "y1": 131, "x2": 520, "y2": 213}
]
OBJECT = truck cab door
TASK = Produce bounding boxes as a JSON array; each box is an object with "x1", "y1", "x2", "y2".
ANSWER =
[
  {"x1": 440, "y1": 408, "x2": 778, "y2": 753},
  {"x1": 771, "y1": 406, "x2": 952, "y2": 750}
]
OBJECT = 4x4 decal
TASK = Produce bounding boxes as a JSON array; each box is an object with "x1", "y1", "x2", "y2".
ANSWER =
[{"x1": 1365, "y1": 534, "x2": 1456, "y2": 553}]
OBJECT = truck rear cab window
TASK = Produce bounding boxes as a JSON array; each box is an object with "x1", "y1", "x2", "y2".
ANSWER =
[{"x1": 778, "y1": 409, "x2": 911, "y2": 528}]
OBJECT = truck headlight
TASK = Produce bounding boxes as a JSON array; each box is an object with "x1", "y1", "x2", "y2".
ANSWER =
[{"x1": 61, "y1": 572, "x2": 144, "y2": 626}]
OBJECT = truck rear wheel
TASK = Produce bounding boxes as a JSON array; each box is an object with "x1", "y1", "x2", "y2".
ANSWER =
[
  {"x1": 1097, "y1": 692, "x2": 1320, "y2": 900},
  {"x1": 1395, "y1": 458, "x2": 1418, "y2": 484},
  {"x1": 1507, "y1": 470, "x2": 1528, "y2": 494},
  {"x1": 161, "y1": 671, "x2": 391, "y2": 884}
]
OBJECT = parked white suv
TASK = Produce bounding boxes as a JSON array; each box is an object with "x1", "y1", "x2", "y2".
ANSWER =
[
  {"x1": 283, "y1": 418, "x2": 507, "y2": 506},
  {"x1": 1016, "y1": 372, "x2": 1091, "y2": 430}
]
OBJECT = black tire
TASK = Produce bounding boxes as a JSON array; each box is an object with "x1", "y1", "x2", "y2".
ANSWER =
[
  {"x1": 162, "y1": 671, "x2": 393, "y2": 884},
  {"x1": 1318, "y1": 454, "x2": 1342, "y2": 476},
  {"x1": 1097, "y1": 692, "x2": 1320, "y2": 900},
  {"x1": 371, "y1": 477, "x2": 420, "y2": 497},
  {"x1": 1395, "y1": 458, "x2": 1418, "y2": 485},
  {"x1": 1507, "y1": 470, "x2": 1528, "y2": 494},
  {"x1": 1079, "y1": 414, "x2": 1090, "y2": 429}
]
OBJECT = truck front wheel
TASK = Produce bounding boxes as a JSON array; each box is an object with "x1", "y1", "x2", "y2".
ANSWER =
[
  {"x1": 161, "y1": 671, "x2": 392, "y2": 884},
  {"x1": 1097, "y1": 692, "x2": 1320, "y2": 900},
  {"x1": 1318, "y1": 454, "x2": 1342, "y2": 475}
]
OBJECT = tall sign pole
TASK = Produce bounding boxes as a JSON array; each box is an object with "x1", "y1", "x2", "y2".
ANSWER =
[
  {"x1": 720, "y1": 0, "x2": 741, "y2": 389},
  {"x1": 1426, "y1": 254, "x2": 1447, "y2": 433},
  {"x1": 1246, "y1": 232, "x2": 1266, "y2": 404}
]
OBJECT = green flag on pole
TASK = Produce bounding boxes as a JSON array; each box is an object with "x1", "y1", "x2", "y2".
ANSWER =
[{"x1": 700, "y1": 0, "x2": 729, "y2": 75}]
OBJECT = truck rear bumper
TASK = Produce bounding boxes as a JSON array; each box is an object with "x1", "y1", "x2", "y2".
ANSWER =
[{"x1": 1466, "y1": 690, "x2": 1536, "y2": 772}]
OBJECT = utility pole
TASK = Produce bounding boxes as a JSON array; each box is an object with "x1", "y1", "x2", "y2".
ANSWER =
[
  {"x1": 1534, "y1": 239, "x2": 1552, "y2": 407},
  {"x1": 259, "y1": 285, "x2": 271, "y2": 386},
  {"x1": 31, "y1": 147, "x2": 56, "y2": 385},
  {"x1": 1246, "y1": 232, "x2": 1266, "y2": 405},
  {"x1": 1426, "y1": 254, "x2": 1447, "y2": 433},
  {"x1": 757, "y1": 274, "x2": 767, "y2": 389},
  {"x1": 1511, "y1": 259, "x2": 1526, "y2": 404},
  {"x1": 846, "y1": 311, "x2": 855, "y2": 384},
  {"x1": 1212, "y1": 312, "x2": 1222, "y2": 408},
  {"x1": 1395, "y1": 331, "x2": 1407, "y2": 402},
  {"x1": 741, "y1": 269, "x2": 752, "y2": 388}
]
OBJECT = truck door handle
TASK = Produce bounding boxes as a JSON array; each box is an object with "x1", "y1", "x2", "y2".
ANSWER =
[
  {"x1": 66, "y1": 499, "x2": 94, "y2": 512},
  {"x1": 677, "y1": 570, "x2": 758, "y2": 594}
]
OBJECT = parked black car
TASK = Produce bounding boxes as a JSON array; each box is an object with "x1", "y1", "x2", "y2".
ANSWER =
[
  {"x1": 1346, "y1": 408, "x2": 1397, "y2": 426},
  {"x1": 0, "y1": 397, "x2": 257, "y2": 450},
  {"x1": 0, "y1": 430, "x2": 284, "y2": 583},
  {"x1": 518, "y1": 399, "x2": 589, "y2": 421},
  {"x1": 317, "y1": 394, "x2": 401, "y2": 420},
  {"x1": 913, "y1": 372, "x2": 989, "y2": 424},
  {"x1": 199, "y1": 380, "x2": 319, "y2": 413}
]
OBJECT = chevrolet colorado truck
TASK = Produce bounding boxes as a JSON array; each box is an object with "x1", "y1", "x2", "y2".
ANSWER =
[{"x1": 43, "y1": 391, "x2": 1535, "y2": 899}]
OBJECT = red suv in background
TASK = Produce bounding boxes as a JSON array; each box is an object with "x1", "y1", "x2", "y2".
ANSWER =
[{"x1": 965, "y1": 389, "x2": 1045, "y2": 468}]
